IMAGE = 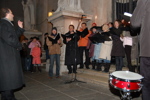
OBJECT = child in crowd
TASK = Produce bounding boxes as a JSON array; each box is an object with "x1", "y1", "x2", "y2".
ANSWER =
[{"x1": 31, "y1": 43, "x2": 42, "y2": 72}]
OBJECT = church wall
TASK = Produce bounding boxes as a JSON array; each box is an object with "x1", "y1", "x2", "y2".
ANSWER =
[
  {"x1": 81, "y1": 0, "x2": 112, "y2": 27},
  {"x1": 36, "y1": 0, "x2": 112, "y2": 34},
  {"x1": 0, "y1": 0, "x2": 112, "y2": 35},
  {"x1": 36, "y1": 0, "x2": 48, "y2": 34}
]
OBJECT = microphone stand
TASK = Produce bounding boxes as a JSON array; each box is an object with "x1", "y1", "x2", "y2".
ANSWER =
[{"x1": 65, "y1": 32, "x2": 86, "y2": 84}]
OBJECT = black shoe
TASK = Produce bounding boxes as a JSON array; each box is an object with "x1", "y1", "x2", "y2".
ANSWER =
[
  {"x1": 38, "y1": 67, "x2": 42, "y2": 72},
  {"x1": 86, "y1": 67, "x2": 90, "y2": 69},
  {"x1": 96, "y1": 63, "x2": 102, "y2": 71},
  {"x1": 92, "y1": 60, "x2": 96, "y2": 69},
  {"x1": 103, "y1": 63, "x2": 110, "y2": 73}
]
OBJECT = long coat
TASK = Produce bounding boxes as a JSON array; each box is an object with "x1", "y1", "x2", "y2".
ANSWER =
[
  {"x1": 131, "y1": 0, "x2": 150, "y2": 57},
  {"x1": 99, "y1": 38, "x2": 112, "y2": 60},
  {"x1": 111, "y1": 35, "x2": 125, "y2": 57},
  {"x1": 63, "y1": 32, "x2": 81, "y2": 65},
  {"x1": 0, "y1": 19, "x2": 24, "y2": 91},
  {"x1": 93, "y1": 43, "x2": 102, "y2": 60},
  {"x1": 31, "y1": 47, "x2": 41, "y2": 64},
  {"x1": 46, "y1": 33, "x2": 63, "y2": 55}
]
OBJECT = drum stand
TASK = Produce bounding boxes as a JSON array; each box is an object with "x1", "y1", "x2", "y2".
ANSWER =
[
  {"x1": 120, "y1": 91, "x2": 132, "y2": 100},
  {"x1": 65, "y1": 73, "x2": 86, "y2": 84}
]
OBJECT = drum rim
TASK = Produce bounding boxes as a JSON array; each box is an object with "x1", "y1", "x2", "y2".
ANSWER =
[
  {"x1": 110, "y1": 71, "x2": 143, "y2": 82},
  {"x1": 110, "y1": 75, "x2": 142, "y2": 82}
]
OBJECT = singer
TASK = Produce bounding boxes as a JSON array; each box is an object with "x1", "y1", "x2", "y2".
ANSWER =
[
  {"x1": 63, "y1": 25, "x2": 81, "y2": 80},
  {"x1": 0, "y1": 8, "x2": 25, "y2": 100}
]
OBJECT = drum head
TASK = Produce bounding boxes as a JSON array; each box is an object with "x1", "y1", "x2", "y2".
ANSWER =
[{"x1": 111, "y1": 71, "x2": 143, "y2": 80}]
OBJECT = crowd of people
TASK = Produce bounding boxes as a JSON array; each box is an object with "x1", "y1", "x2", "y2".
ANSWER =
[
  {"x1": 20, "y1": 19, "x2": 138, "y2": 79},
  {"x1": 20, "y1": 37, "x2": 42, "y2": 73},
  {"x1": 60, "y1": 20, "x2": 137, "y2": 76},
  {"x1": 0, "y1": 0, "x2": 149, "y2": 99}
]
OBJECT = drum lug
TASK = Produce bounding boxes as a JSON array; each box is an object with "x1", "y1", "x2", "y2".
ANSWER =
[
  {"x1": 114, "y1": 81, "x2": 119, "y2": 85},
  {"x1": 127, "y1": 84, "x2": 130, "y2": 88},
  {"x1": 138, "y1": 83, "x2": 143, "y2": 88}
]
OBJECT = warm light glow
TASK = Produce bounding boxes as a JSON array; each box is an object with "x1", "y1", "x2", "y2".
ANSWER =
[
  {"x1": 48, "y1": 12, "x2": 53, "y2": 17},
  {"x1": 71, "y1": 21, "x2": 73, "y2": 25},
  {"x1": 95, "y1": 15, "x2": 97, "y2": 19}
]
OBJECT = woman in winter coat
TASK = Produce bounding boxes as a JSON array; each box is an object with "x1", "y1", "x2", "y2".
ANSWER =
[
  {"x1": 99, "y1": 24, "x2": 112, "y2": 73},
  {"x1": 63, "y1": 25, "x2": 80, "y2": 80},
  {"x1": 120, "y1": 30, "x2": 133, "y2": 72},
  {"x1": 111, "y1": 20, "x2": 125, "y2": 71},
  {"x1": 28, "y1": 37, "x2": 41, "y2": 55},
  {"x1": 92, "y1": 27, "x2": 103, "y2": 71}
]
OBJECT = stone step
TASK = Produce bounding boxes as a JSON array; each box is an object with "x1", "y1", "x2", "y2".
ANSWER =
[
  {"x1": 62, "y1": 71, "x2": 109, "y2": 86},
  {"x1": 62, "y1": 65, "x2": 136, "y2": 85},
  {"x1": 76, "y1": 65, "x2": 130, "y2": 77}
]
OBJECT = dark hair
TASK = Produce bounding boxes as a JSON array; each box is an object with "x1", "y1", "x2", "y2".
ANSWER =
[
  {"x1": 69, "y1": 25, "x2": 75, "y2": 29},
  {"x1": 108, "y1": 22, "x2": 113, "y2": 26},
  {"x1": 82, "y1": 22, "x2": 87, "y2": 26},
  {"x1": 32, "y1": 37, "x2": 38, "y2": 40},
  {"x1": 0, "y1": 8, "x2": 10, "y2": 18},
  {"x1": 30, "y1": 37, "x2": 33, "y2": 40},
  {"x1": 114, "y1": 20, "x2": 122, "y2": 27},
  {"x1": 90, "y1": 26, "x2": 97, "y2": 31},
  {"x1": 24, "y1": 38, "x2": 28, "y2": 40},
  {"x1": 52, "y1": 27, "x2": 57, "y2": 31},
  {"x1": 44, "y1": 33, "x2": 48, "y2": 36}
]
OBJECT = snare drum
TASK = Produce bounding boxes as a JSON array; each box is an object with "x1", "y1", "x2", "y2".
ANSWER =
[{"x1": 109, "y1": 71, "x2": 143, "y2": 92}]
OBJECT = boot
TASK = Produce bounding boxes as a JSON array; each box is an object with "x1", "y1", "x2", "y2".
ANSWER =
[
  {"x1": 84, "y1": 62, "x2": 90, "y2": 69},
  {"x1": 38, "y1": 66, "x2": 42, "y2": 72},
  {"x1": 103, "y1": 63, "x2": 110, "y2": 73},
  {"x1": 96, "y1": 63, "x2": 102, "y2": 71},
  {"x1": 92, "y1": 60, "x2": 96, "y2": 70},
  {"x1": 130, "y1": 65, "x2": 135, "y2": 72},
  {"x1": 128, "y1": 64, "x2": 133, "y2": 72},
  {"x1": 86, "y1": 65, "x2": 90, "y2": 69},
  {"x1": 79, "y1": 64, "x2": 84, "y2": 69},
  {"x1": 33, "y1": 66, "x2": 36, "y2": 72},
  {"x1": 132, "y1": 66, "x2": 135, "y2": 72}
]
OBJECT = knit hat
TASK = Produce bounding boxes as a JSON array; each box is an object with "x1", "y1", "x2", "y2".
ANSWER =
[
  {"x1": 44, "y1": 33, "x2": 48, "y2": 35},
  {"x1": 92, "y1": 23, "x2": 97, "y2": 26}
]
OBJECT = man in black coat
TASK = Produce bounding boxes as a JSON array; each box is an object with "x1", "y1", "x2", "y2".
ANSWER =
[
  {"x1": 63, "y1": 25, "x2": 81, "y2": 75},
  {"x1": 0, "y1": 8, "x2": 24, "y2": 100},
  {"x1": 131, "y1": 0, "x2": 150, "y2": 100}
]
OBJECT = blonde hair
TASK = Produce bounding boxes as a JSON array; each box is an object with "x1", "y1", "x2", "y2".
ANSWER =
[{"x1": 102, "y1": 24, "x2": 109, "y2": 32}]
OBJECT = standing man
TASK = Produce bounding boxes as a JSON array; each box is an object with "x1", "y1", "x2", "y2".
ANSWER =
[
  {"x1": 0, "y1": 8, "x2": 24, "y2": 100},
  {"x1": 131, "y1": 0, "x2": 150, "y2": 100},
  {"x1": 77, "y1": 23, "x2": 91, "y2": 69}
]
